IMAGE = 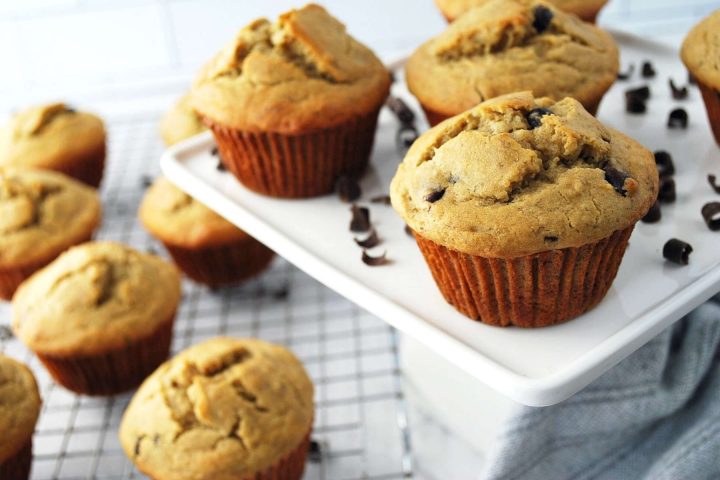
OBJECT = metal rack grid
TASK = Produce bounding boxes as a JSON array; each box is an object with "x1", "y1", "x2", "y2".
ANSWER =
[{"x1": 0, "y1": 114, "x2": 414, "y2": 480}]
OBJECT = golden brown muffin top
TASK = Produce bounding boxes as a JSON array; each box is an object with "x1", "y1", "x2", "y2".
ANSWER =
[
  {"x1": 0, "y1": 354, "x2": 41, "y2": 463},
  {"x1": 139, "y1": 177, "x2": 248, "y2": 248},
  {"x1": 435, "y1": 0, "x2": 609, "y2": 22},
  {"x1": 190, "y1": 4, "x2": 391, "y2": 133},
  {"x1": 406, "y1": 0, "x2": 618, "y2": 118},
  {"x1": 159, "y1": 94, "x2": 207, "y2": 147},
  {"x1": 681, "y1": 9, "x2": 720, "y2": 88},
  {"x1": 119, "y1": 337, "x2": 314, "y2": 480},
  {"x1": 390, "y1": 92, "x2": 658, "y2": 258},
  {"x1": 0, "y1": 167, "x2": 101, "y2": 268},
  {"x1": 12, "y1": 242, "x2": 181, "y2": 357},
  {"x1": 0, "y1": 103, "x2": 105, "y2": 170}
]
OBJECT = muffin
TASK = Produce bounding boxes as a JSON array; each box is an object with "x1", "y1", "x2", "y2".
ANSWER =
[
  {"x1": 0, "y1": 355, "x2": 41, "y2": 480},
  {"x1": 390, "y1": 92, "x2": 658, "y2": 327},
  {"x1": 0, "y1": 103, "x2": 106, "y2": 188},
  {"x1": 159, "y1": 94, "x2": 207, "y2": 146},
  {"x1": 12, "y1": 242, "x2": 181, "y2": 395},
  {"x1": 435, "y1": 0, "x2": 609, "y2": 23},
  {"x1": 0, "y1": 167, "x2": 102, "y2": 300},
  {"x1": 406, "y1": 0, "x2": 618, "y2": 126},
  {"x1": 190, "y1": 3, "x2": 391, "y2": 198},
  {"x1": 140, "y1": 177, "x2": 275, "y2": 287},
  {"x1": 681, "y1": 9, "x2": 720, "y2": 147},
  {"x1": 119, "y1": 337, "x2": 314, "y2": 480}
]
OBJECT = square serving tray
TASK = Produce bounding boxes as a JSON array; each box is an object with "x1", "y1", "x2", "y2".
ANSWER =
[{"x1": 162, "y1": 31, "x2": 720, "y2": 406}]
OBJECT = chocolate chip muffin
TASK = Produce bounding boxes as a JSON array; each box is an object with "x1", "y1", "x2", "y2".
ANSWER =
[
  {"x1": 0, "y1": 167, "x2": 102, "y2": 300},
  {"x1": 390, "y1": 92, "x2": 658, "y2": 327},
  {"x1": 119, "y1": 337, "x2": 314, "y2": 480},
  {"x1": 190, "y1": 3, "x2": 391, "y2": 198},
  {"x1": 0, "y1": 355, "x2": 41, "y2": 480},
  {"x1": 406, "y1": 0, "x2": 618, "y2": 126},
  {"x1": 12, "y1": 242, "x2": 181, "y2": 395},
  {"x1": 139, "y1": 177, "x2": 275, "y2": 287},
  {"x1": 681, "y1": 9, "x2": 720, "y2": 147},
  {"x1": 435, "y1": 0, "x2": 609, "y2": 23},
  {"x1": 159, "y1": 94, "x2": 207, "y2": 146},
  {"x1": 0, "y1": 103, "x2": 106, "y2": 187}
]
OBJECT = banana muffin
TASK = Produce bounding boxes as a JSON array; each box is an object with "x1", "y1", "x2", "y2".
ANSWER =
[
  {"x1": 190, "y1": 3, "x2": 391, "y2": 197},
  {"x1": 0, "y1": 103, "x2": 106, "y2": 187},
  {"x1": 0, "y1": 167, "x2": 101, "y2": 300},
  {"x1": 435, "y1": 0, "x2": 609, "y2": 23},
  {"x1": 390, "y1": 92, "x2": 658, "y2": 327},
  {"x1": 406, "y1": 0, "x2": 618, "y2": 125},
  {"x1": 159, "y1": 94, "x2": 207, "y2": 146},
  {"x1": 12, "y1": 242, "x2": 181, "y2": 395},
  {"x1": 120, "y1": 337, "x2": 314, "y2": 480}
]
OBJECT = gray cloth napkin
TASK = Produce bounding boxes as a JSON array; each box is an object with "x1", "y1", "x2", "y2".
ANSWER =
[{"x1": 482, "y1": 294, "x2": 720, "y2": 480}]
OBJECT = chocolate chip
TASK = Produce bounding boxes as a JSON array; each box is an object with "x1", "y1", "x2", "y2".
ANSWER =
[
  {"x1": 211, "y1": 147, "x2": 219, "y2": 156},
  {"x1": 335, "y1": 176, "x2": 361, "y2": 203},
  {"x1": 658, "y1": 177, "x2": 676, "y2": 203},
  {"x1": 362, "y1": 250, "x2": 389, "y2": 266},
  {"x1": 526, "y1": 108, "x2": 553, "y2": 129},
  {"x1": 404, "y1": 224, "x2": 414, "y2": 237},
  {"x1": 654, "y1": 151, "x2": 675, "y2": 177},
  {"x1": 355, "y1": 228, "x2": 380, "y2": 248},
  {"x1": 641, "y1": 61, "x2": 656, "y2": 78},
  {"x1": 667, "y1": 108, "x2": 688, "y2": 129},
  {"x1": 141, "y1": 175, "x2": 153, "y2": 189},
  {"x1": 688, "y1": 71, "x2": 697, "y2": 85},
  {"x1": 663, "y1": 238, "x2": 692, "y2": 265},
  {"x1": 669, "y1": 79, "x2": 688, "y2": 100},
  {"x1": 308, "y1": 439, "x2": 323, "y2": 462},
  {"x1": 0, "y1": 325, "x2": 14, "y2": 341},
  {"x1": 350, "y1": 204, "x2": 371, "y2": 232},
  {"x1": 386, "y1": 96, "x2": 415, "y2": 125},
  {"x1": 709, "y1": 174, "x2": 720, "y2": 194},
  {"x1": 544, "y1": 236, "x2": 559, "y2": 243},
  {"x1": 626, "y1": 96, "x2": 646, "y2": 114},
  {"x1": 533, "y1": 5, "x2": 554, "y2": 33},
  {"x1": 216, "y1": 160, "x2": 227, "y2": 172},
  {"x1": 617, "y1": 64, "x2": 634, "y2": 80},
  {"x1": 701, "y1": 202, "x2": 720, "y2": 231},
  {"x1": 641, "y1": 201, "x2": 662, "y2": 223},
  {"x1": 396, "y1": 126, "x2": 418, "y2": 153},
  {"x1": 65, "y1": 107, "x2": 77, "y2": 114},
  {"x1": 604, "y1": 166, "x2": 631, "y2": 196},
  {"x1": 626, "y1": 85, "x2": 651, "y2": 101},
  {"x1": 370, "y1": 195, "x2": 391, "y2": 205},
  {"x1": 424, "y1": 188, "x2": 446, "y2": 203}
]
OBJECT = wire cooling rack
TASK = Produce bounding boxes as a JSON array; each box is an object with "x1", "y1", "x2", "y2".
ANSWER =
[{"x1": 0, "y1": 114, "x2": 414, "y2": 480}]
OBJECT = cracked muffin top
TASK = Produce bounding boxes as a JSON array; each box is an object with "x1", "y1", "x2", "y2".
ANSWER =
[
  {"x1": 190, "y1": 3, "x2": 391, "y2": 133},
  {"x1": 159, "y1": 94, "x2": 207, "y2": 146},
  {"x1": 681, "y1": 9, "x2": 720, "y2": 88},
  {"x1": 0, "y1": 354, "x2": 41, "y2": 463},
  {"x1": 435, "y1": 0, "x2": 609, "y2": 22},
  {"x1": 390, "y1": 92, "x2": 658, "y2": 257},
  {"x1": 119, "y1": 337, "x2": 314, "y2": 480},
  {"x1": 140, "y1": 177, "x2": 248, "y2": 249},
  {"x1": 406, "y1": 0, "x2": 618, "y2": 118},
  {"x1": 0, "y1": 103, "x2": 105, "y2": 170},
  {"x1": 0, "y1": 167, "x2": 101, "y2": 269},
  {"x1": 12, "y1": 242, "x2": 181, "y2": 356}
]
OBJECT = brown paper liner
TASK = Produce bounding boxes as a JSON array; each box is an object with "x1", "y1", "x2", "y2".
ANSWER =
[
  {"x1": 414, "y1": 226, "x2": 634, "y2": 328},
  {"x1": 164, "y1": 238, "x2": 275, "y2": 288},
  {"x1": 697, "y1": 81, "x2": 720, "y2": 146},
  {"x1": 0, "y1": 439, "x2": 32, "y2": 480},
  {"x1": 36, "y1": 313, "x2": 176, "y2": 396},
  {"x1": 54, "y1": 143, "x2": 106, "y2": 189},
  {"x1": 204, "y1": 110, "x2": 381, "y2": 198}
]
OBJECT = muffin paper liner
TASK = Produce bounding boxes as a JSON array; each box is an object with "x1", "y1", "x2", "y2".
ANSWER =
[
  {"x1": 414, "y1": 226, "x2": 634, "y2": 328},
  {"x1": 204, "y1": 110, "x2": 381, "y2": 198},
  {"x1": 55, "y1": 144, "x2": 106, "y2": 189},
  {"x1": 251, "y1": 430, "x2": 311, "y2": 480},
  {"x1": 164, "y1": 238, "x2": 275, "y2": 288},
  {"x1": 0, "y1": 439, "x2": 32, "y2": 480},
  {"x1": 36, "y1": 313, "x2": 176, "y2": 396},
  {"x1": 697, "y1": 81, "x2": 720, "y2": 146}
]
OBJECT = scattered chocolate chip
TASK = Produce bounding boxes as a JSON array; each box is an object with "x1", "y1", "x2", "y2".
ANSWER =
[
  {"x1": 667, "y1": 108, "x2": 688, "y2": 129},
  {"x1": 626, "y1": 85, "x2": 651, "y2": 101},
  {"x1": 663, "y1": 238, "x2": 692, "y2": 265},
  {"x1": 0, "y1": 325, "x2": 14, "y2": 341},
  {"x1": 396, "y1": 126, "x2": 418, "y2": 153},
  {"x1": 533, "y1": 5, "x2": 554, "y2": 33},
  {"x1": 424, "y1": 188, "x2": 446, "y2": 203},
  {"x1": 701, "y1": 202, "x2": 720, "y2": 231},
  {"x1": 350, "y1": 204, "x2": 371, "y2": 232},
  {"x1": 216, "y1": 160, "x2": 227, "y2": 172},
  {"x1": 669, "y1": 79, "x2": 688, "y2": 100},
  {"x1": 641, "y1": 61, "x2": 656, "y2": 78},
  {"x1": 526, "y1": 108, "x2": 553, "y2": 129},
  {"x1": 355, "y1": 228, "x2": 380, "y2": 248},
  {"x1": 617, "y1": 64, "x2": 634, "y2": 80},
  {"x1": 388, "y1": 69, "x2": 396, "y2": 84},
  {"x1": 654, "y1": 151, "x2": 675, "y2": 177},
  {"x1": 544, "y1": 236, "x2": 559, "y2": 243},
  {"x1": 141, "y1": 175, "x2": 153, "y2": 188},
  {"x1": 335, "y1": 176, "x2": 361, "y2": 203},
  {"x1": 362, "y1": 250, "x2": 389, "y2": 266},
  {"x1": 688, "y1": 71, "x2": 697, "y2": 85},
  {"x1": 370, "y1": 195, "x2": 391, "y2": 205},
  {"x1": 641, "y1": 201, "x2": 662, "y2": 223},
  {"x1": 604, "y1": 166, "x2": 631, "y2": 196},
  {"x1": 404, "y1": 225, "x2": 414, "y2": 237},
  {"x1": 708, "y1": 174, "x2": 720, "y2": 194},
  {"x1": 626, "y1": 96, "x2": 647, "y2": 114},
  {"x1": 658, "y1": 177, "x2": 676, "y2": 203},
  {"x1": 386, "y1": 96, "x2": 415, "y2": 125},
  {"x1": 211, "y1": 147, "x2": 219, "y2": 156},
  {"x1": 308, "y1": 439, "x2": 323, "y2": 462}
]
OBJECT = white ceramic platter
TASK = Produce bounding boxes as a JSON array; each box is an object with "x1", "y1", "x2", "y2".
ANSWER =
[{"x1": 162, "y1": 32, "x2": 720, "y2": 406}]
